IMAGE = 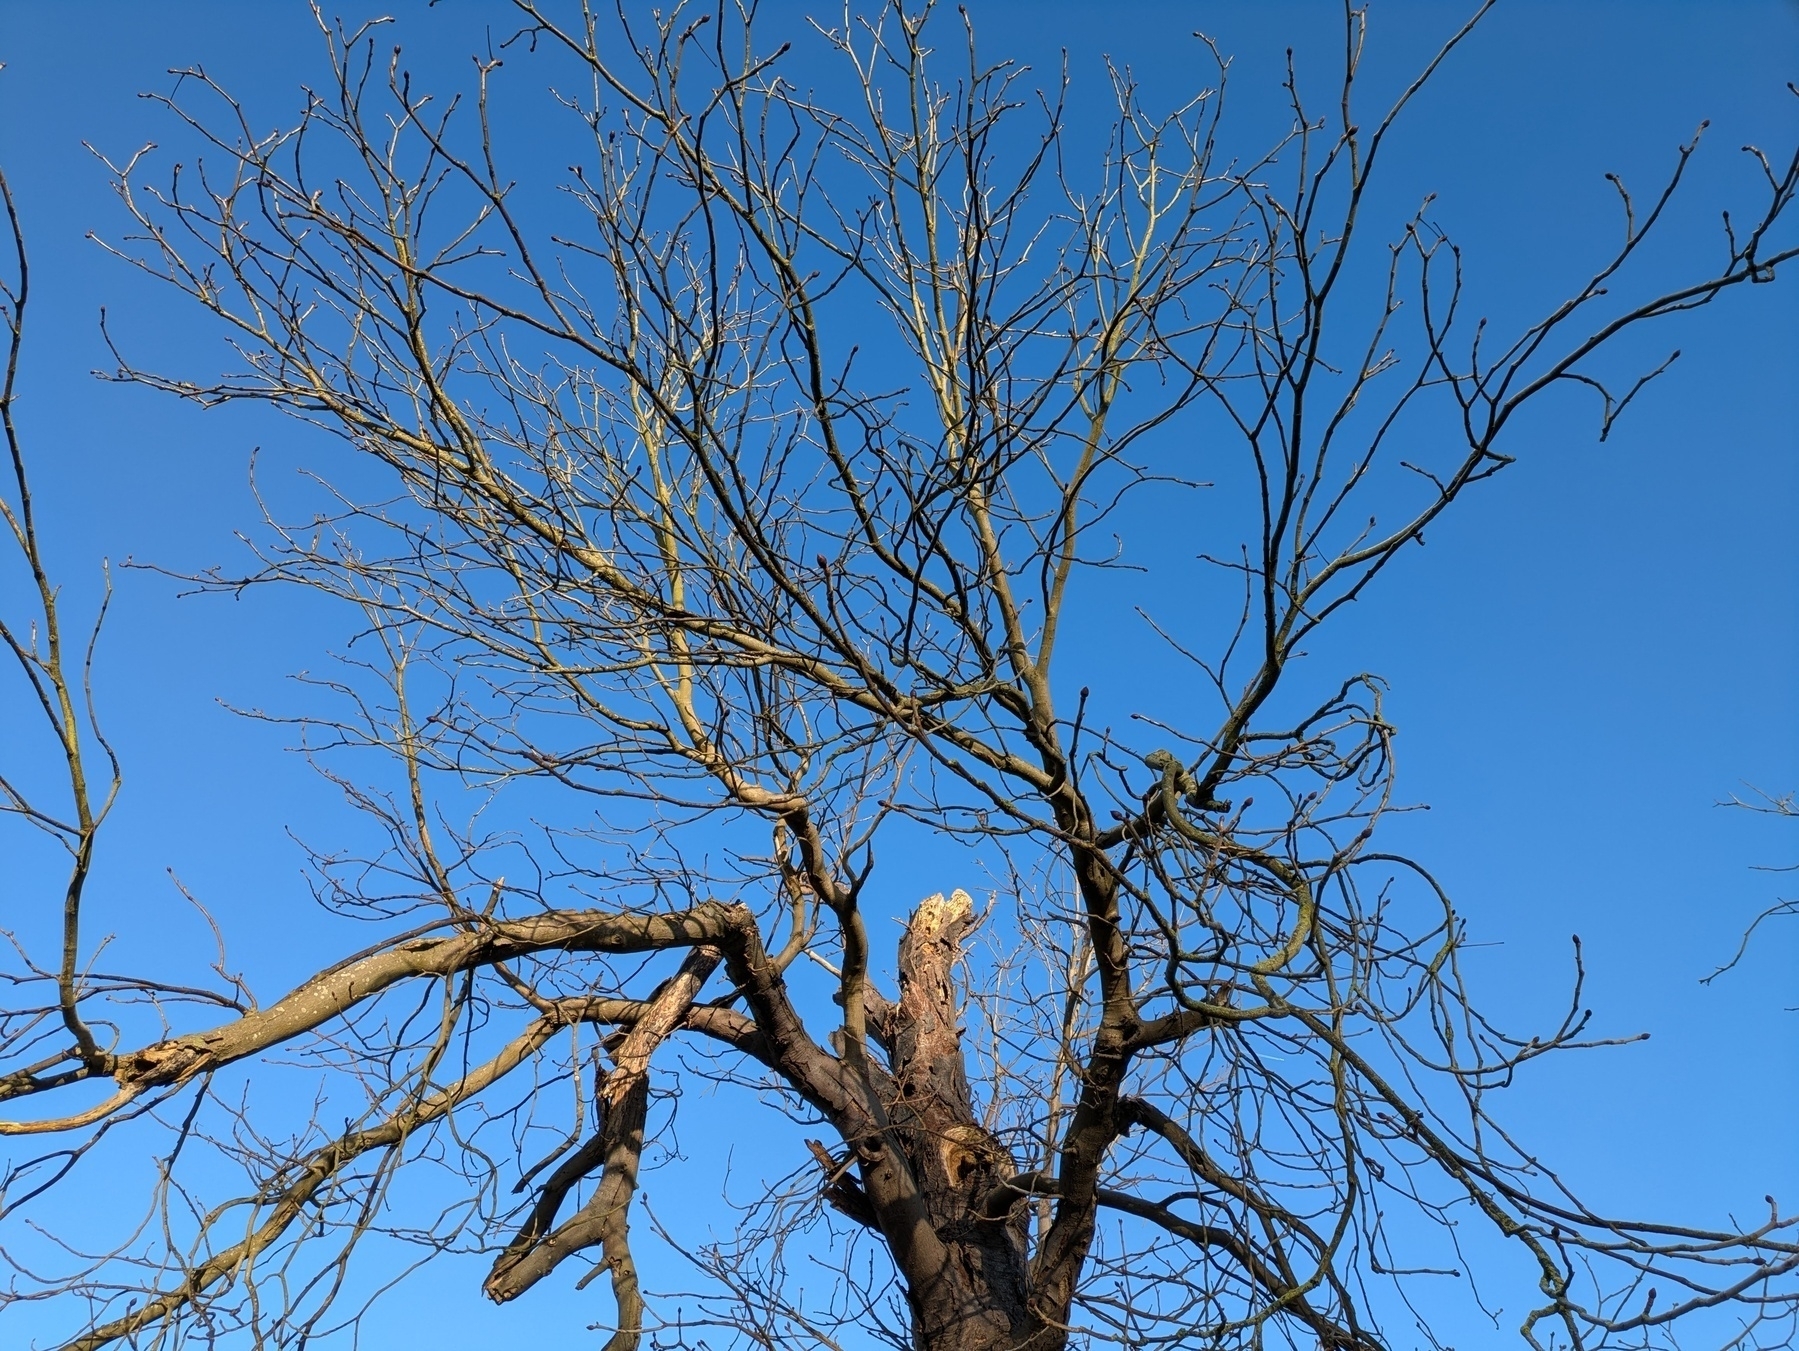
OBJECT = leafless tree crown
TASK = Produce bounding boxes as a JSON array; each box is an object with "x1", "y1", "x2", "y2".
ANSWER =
[{"x1": 4, "y1": 3, "x2": 1797, "y2": 1349}]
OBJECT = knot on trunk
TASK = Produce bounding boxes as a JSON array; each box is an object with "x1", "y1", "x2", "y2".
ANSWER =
[
  {"x1": 114, "y1": 1039, "x2": 207, "y2": 1089},
  {"x1": 939, "y1": 1123, "x2": 1007, "y2": 1188}
]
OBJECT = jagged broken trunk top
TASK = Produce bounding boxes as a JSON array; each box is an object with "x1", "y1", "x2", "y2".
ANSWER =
[{"x1": 821, "y1": 892, "x2": 1045, "y2": 1351}]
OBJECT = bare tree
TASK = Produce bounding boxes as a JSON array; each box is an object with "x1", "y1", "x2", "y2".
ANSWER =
[{"x1": 4, "y1": 4, "x2": 1797, "y2": 1349}]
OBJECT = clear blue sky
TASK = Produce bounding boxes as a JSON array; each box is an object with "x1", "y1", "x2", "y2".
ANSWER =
[{"x1": 2, "y1": 3, "x2": 1795, "y2": 1347}]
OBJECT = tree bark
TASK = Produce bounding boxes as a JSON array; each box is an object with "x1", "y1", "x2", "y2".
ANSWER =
[
  {"x1": 485, "y1": 945, "x2": 722, "y2": 1351},
  {"x1": 861, "y1": 892, "x2": 1043, "y2": 1351}
]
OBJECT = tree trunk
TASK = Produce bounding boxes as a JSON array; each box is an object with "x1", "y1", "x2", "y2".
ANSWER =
[{"x1": 863, "y1": 892, "x2": 1052, "y2": 1351}]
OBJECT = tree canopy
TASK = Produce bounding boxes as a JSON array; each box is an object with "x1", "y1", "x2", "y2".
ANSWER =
[{"x1": 3, "y1": 4, "x2": 1796, "y2": 1349}]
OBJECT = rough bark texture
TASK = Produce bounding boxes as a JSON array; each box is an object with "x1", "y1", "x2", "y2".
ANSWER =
[{"x1": 859, "y1": 892, "x2": 1038, "y2": 1351}]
